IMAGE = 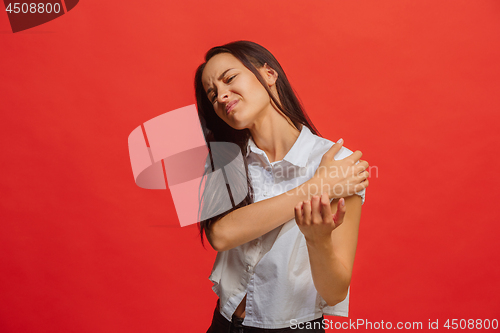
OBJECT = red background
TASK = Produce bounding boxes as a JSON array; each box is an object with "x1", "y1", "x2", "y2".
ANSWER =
[{"x1": 1, "y1": 1, "x2": 499, "y2": 332}]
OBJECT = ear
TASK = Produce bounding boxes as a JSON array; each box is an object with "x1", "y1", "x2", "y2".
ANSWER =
[{"x1": 259, "y1": 63, "x2": 278, "y2": 86}]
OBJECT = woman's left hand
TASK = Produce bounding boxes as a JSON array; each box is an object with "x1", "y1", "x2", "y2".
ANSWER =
[{"x1": 294, "y1": 192, "x2": 346, "y2": 245}]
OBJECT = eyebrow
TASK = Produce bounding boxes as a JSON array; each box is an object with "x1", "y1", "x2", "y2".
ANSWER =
[{"x1": 206, "y1": 68, "x2": 235, "y2": 96}]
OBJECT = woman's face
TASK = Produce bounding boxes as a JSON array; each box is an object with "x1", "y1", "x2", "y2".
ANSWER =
[{"x1": 201, "y1": 53, "x2": 276, "y2": 130}]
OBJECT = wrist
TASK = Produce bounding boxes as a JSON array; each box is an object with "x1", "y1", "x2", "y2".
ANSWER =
[
  {"x1": 305, "y1": 234, "x2": 334, "y2": 250},
  {"x1": 305, "y1": 177, "x2": 338, "y2": 200},
  {"x1": 304, "y1": 177, "x2": 322, "y2": 198}
]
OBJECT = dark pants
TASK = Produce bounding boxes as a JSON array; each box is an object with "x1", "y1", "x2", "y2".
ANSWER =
[{"x1": 206, "y1": 299, "x2": 325, "y2": 333}]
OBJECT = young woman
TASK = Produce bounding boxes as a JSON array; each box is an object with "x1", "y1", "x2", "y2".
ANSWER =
[{"x1": 195, "y1": 41, "x2": 369, "y2": 332}]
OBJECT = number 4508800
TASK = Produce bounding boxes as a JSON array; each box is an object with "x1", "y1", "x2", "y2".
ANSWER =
[
  {"x1": 443, "y1": 319, "x2": 498, "y2": 330},
  {"x1": 6, "y1": 3, "x2": 62, "y2": 14}
]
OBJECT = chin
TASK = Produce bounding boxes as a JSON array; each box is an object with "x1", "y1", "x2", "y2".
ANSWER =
[
  {"x1": 227, "y1": 113, "x2": 250, "y2": 130},
  {"x1": 230, "y1": 122, "x2": 248, "y2": 131},
  {"x1": 230, "y1": 120, "x2": 251, "y2": 131}
]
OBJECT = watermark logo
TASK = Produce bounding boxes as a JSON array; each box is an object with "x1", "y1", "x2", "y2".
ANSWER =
[
  {"x1": 128, "y1": 105, "x2": 248, "y2": 227},
  {"x1": 3, "y1": 1, "x2": 79, "y2": 33}
]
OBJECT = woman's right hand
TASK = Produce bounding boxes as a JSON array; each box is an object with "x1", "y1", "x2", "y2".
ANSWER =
[{"x1": 309, "y1": 139, "x2": 370, "y2": 199}]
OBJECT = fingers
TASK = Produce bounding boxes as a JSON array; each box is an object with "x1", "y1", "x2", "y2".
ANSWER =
[
  {"x1": 311, "y1": 195, "x2": 322, "y2": 223},
  {"x1": 357, "y1": 170, "x2": 370, "y2": 181},
  {"x1": 303, "y1": 200, "x2": 311, "y2": 225},
  {"x1": 356, "y1": 160, "x2": 369, "y2": 171},
  {"x1": 332, "y1": 198, "x2": 346, "y2": 227},
  {"x1": 355, "y1": 178, "x2": 369, "y2": 192},
  {"x1": 294, "y1": 201, "x2": 303, "y2": 223},
  {"x1": 296, "y1": 194, "x2": 333, "y2": 225},
  {"x1": 354, "y1": 160, "x2": 369, "y2": 178},
  {"x1": 346, "y1": 150, "x2": 363, "y2": 163},
  {"x1": 320, "y1": 193, "x2": 332, "y2": 222},
  {"x1": 323, "y1": 138, "x2": 344, "y2": 160}
]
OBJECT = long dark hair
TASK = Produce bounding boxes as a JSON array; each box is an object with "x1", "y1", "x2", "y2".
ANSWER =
[{"x1": 195, "y1": 40, "x2": 320, "y2": 248}]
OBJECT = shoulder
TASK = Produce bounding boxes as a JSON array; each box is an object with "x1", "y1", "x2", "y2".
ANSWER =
[
  {"x1": 309, "y1": 134, "x2": 356, "y2": 162},
  {"x1": 309, "y1": 134, "x2": 367, "y2": 205}
]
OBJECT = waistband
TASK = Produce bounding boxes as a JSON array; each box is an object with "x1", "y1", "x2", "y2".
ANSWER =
[{"x1": 213, "y1": 299, "x2": 325, "y2": 332}]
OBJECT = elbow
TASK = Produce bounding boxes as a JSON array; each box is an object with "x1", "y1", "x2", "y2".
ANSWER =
[
  {"x1": 206, "y1": 226, "x2": 228, "y2": 252},
  {"x1": 325, "y1": 287, "x2": 349, "y2": 307},
  {"x1": 324, "y1": 269, "x2": 352, "y2": 306},
  {"x1": 210, "y1": 238, "x2": 227, "y2": 252}
]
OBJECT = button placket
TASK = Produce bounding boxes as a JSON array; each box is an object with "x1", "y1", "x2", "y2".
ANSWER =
[
  {"x1": 263, "y1": 163, "x2": 274, "y2": 198},
  {"x1": 264, "y1": 171, "x2": 271, "y2": 198}
]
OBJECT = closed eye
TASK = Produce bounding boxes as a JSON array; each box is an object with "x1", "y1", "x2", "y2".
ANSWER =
[
  {"x1": 209, "y1": 74, "x2": 237, "y2": 103},
  {"x1": 208, "y1": 89, "x2": 217, "y2": 103}
]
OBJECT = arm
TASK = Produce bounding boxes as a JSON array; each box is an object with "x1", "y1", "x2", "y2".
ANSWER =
[
  {"x1": 207, "y1": 141, "x2": 369, "y2": 252},
  {"x1": 208, "y1": 179, "x2": 315, "y2": 251},
  {"x1": 295, "y1": 192, "x2": 362, "y2": 306}
]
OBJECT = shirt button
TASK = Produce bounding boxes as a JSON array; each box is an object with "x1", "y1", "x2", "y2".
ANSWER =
[{"x1": 246, "y1": 264, "x2": 252, "y2": 272}]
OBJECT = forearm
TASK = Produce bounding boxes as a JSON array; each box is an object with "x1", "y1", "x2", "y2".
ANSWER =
[
  {"x1": 209, "y1": 179, "x2": 322, "y2": 251},
  {"x1": 306, "y1": 237, "x2": 351, "y2": 306}
]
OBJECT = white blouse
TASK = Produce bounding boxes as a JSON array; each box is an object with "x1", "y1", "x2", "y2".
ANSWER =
[{"x1": 208, "y1": 125, "x2": 366, "y2": 329}]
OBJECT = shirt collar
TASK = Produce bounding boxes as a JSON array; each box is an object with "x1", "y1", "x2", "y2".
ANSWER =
[{"x1": 245, "y1": 125, "x2": 316, "y2": 168}]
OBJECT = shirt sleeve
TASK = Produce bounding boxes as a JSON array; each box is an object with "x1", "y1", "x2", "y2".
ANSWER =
[{"x1": 333, "y1": 146, "x2": 366, "y2": 205}]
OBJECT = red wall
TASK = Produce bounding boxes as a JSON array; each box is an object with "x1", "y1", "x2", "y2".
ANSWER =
[{"x1": 1, "y1": 1, "x2": 499, "y2": 332}]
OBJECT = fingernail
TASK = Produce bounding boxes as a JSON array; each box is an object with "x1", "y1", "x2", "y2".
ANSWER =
[
  {"x1": 341, "y1": 198, "x2": 345, "y2": 206},
  {"x1": 337, "y1": 138, "x2": 343, "y2": 144}
]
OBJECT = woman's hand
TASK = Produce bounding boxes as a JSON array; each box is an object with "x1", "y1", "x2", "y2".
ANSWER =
[
  {"x1": 309, "y1": 139, "x2": 370, "y2": 199},
  {"x1": 294, "y1": 193, "x2": 346, "y2": 245}
]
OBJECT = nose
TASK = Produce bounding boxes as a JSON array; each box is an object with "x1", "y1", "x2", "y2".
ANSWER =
[{"x1": 216, "y1": 86, "x2": 230, "y2": 104}]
